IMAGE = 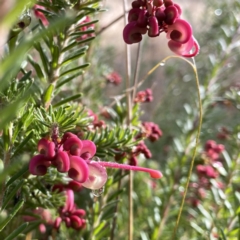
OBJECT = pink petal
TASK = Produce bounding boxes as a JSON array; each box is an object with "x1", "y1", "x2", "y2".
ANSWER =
[
  {"x1": 82, "y1": 161, "x2": 108, "y2": 190},
  {"x1": 73, "y1": 209, "x2": 86, "y2": 217},
  {"x1": 70, "y1": 215, "x2": 82, "y2": 230},
  {"x1": 38, "y1": 138, "x2": 55, "y2": 158},
  {"x1": 66, "y1": 180, "x2": 82, "y2": 192},
  {"x1": 63, "y1": 137, "x2": 83, "y2": 156},
  {"x1": 164, "y1": 5, "x2": 178, "y2": 25},
  {"x1": 128, "y1": 8, "x2": 141, "y2": 22},
  {"x1": 68, "y1": 156, "x2": 89, "y2": 183},
  {"x1": 80, "y1": 140, "x2": 96, "y2": 160},
  {"x1": 52, "y1": 150, "x2": 70, "y2": 172},
  {"x1": 123, "y1": 21, "x2": 147, "y2": 44},
  {"x1": 167, "y1": 19, "x2": 192, "y2": 44},
  {"x1": 148, "y1": 16, "x2": 159, "y2": 37},
  {"x1": 29, "y1": 155, "x2": 51, "y2": 176},
  {"x1": 168, "y1": 36, "x2": 194, "y2": 56},
  {"x1": 62, "y1": 189, "x2": 74, "y2": 213},
  {"x1": 54, "y1": 217, "x2": 62, "y2": 229},
  {"x1": 137, "y1": 9, "x2": 148, "y2": 27}
]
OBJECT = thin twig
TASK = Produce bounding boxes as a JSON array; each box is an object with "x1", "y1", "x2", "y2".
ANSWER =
[
  {"x1": 122, "y1": 0, "x2": 133, "y2": 240},
  {"x1": 132, "y1": 41, "x2": 142, "y2": 102}
]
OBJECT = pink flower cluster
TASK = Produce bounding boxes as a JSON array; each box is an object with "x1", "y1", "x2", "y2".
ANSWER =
[
  {"x1": 24, "y1": 187, "x2": 87, "y2": 232},
  {"x1": 54, "y1": 189, "x2": 86, "y2": 230},
  {"x1": 88, "y1": 110, "x2": 106, "y2": 129},
  {"x1": 134, "y1": 88, "x2": 153, "y2": 103},
  {"x1": 29, "y1": 132, "x2": 162, "y2": 190},
  {"x1": 188, "y1": 140, "x2": 225, "y2": 207},
  {"x1": 142, "y1": 121, "x2": 163, "y2": 142},
  {"x1": 105, "y1": 71, "x2": 122, "y2": 85},
  {"x1": 77, "y1": 16, "x2": 95, "y2": 41},
  {"x1": 23, "y1": 208, "x2": 53, "y2": 234},
  {"x1": 204, "y1": 140, "x2": 225, "y2": 162},
  {"x1": 123, "y1": 0, "x2": 199, "y2": 57}
]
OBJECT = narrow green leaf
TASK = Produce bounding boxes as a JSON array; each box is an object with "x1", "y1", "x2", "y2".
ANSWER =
[
  {"x1": 53, "y1": 94, "x2": 82, "y2": 108},
  {"x1": 28, "y1": 55, "x2": 46, "y2": 82},
  {"x1": 18, "y1": 71, "x2": 32, "y2": 82},
  {"x1": 43, "y1": 84, "x2": 54, "y2": 105},
  {"x1": 12, "y1": 131, "x2": 34, "y2": 157},
  {"x1": 70, "y1": 29, "x2": 95, "y2": 37},
  {"x1": 0, "y1": 12, "x2": 75, "y2": 89},
  {"x1": 34, "y1": 42, "x2": 50, "y2": 75},
  {"x1": 61, "y1": 52, "x2": 86, "y2": 66},
  {"x1": 219, "y1": 228, "x2": 227, "y2": 240},
  {"x1": 56, "y1": 72, "x2": 82, "y2": 89},
  {"x1": 0, "y1": 199, "x2": 24, "y2": 231},
  {"x1": 0, "y1": 159, "x2": 27, "y2": 185},
  {"x1": 6, "y1": 164, "x2": 28, "y2": 187},
  {"x1": 0, "y1": 96, "x2": 29, "y2": 131},
  {"x1": 93, "y1": 221, "x2": 106, "y2": 236},
  {"x1": 5, "y1": 222, "x2": 29, "y2": 240},
  {"x1": 60, "y1": 63, "x2": 90, "y2": 77},
  {"x1": 77, "y1": 19, "x2": 99, "y2": 28},
  {"x1": 2, "y1": 180, "x2": 25, "y2": 211}
]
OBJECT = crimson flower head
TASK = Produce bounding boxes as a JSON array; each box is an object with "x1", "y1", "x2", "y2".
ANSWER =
[
  {"x1": 123, "y1": 0, "x2": 199, "y2": 57},
  {"x1": 29, "y1": 132, "x2": 163, "y2": 192}
]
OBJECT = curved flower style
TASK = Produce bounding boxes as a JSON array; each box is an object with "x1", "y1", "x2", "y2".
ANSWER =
[{"x1": 123, "y1": 0, "x2": 200, "y2": 57}]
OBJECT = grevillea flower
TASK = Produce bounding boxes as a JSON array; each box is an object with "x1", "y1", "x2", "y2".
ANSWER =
[
  {"x1": 29, "y1": 132, "x2": 163, "y2": 191},
  {"x1": 68, "y1": 156, "x2": 89, "y2": 183},
  {"x1": 29, "y1": 155, "x2": 51, "y2": 175},
  {"x1": 105, "y1": 71, "x2": 122, "y2": 85},
  {"x1": 123, "y1": 21, "x2": 147, "y2": 44},
  {"x1": 123, "y1": 0, "x2": 200, "y2": 57},
  {"x1": 23, "y1": 208, "x2": 53, "y2": 233},
  {"x1": 38, "y1": 138, "x2": 55, "y2": 158},
  {"x1": 82, "y1": 161, "x2": 108, "y2": 190},
  {"x1": 134, "y1": 88, "x2": 153, "y2": 103},
  {"x1": 80, "y1": 140, "x2": 97, "y2": 160},
  {"x1": 52, "y1": 150, "x2": 70, "y2": 173},
  {"x1": 54, "y1": 189, "x2": 87, "y2": 231}
]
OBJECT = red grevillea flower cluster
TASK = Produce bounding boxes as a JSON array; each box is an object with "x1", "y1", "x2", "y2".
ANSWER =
[
  {"x1": 136, "y1": 121, "x2": 162, "y2": 142},
  {"x1": 134, "y1": 88, "x2": 153, "y2": 103},
  {"x1": 29, "y1": 132, "x2": 162, "y2": 190},
  {"x1": 23, "y1": 208, "x2": 53, "y2": 233},
  {"x1": 204, "y1": 140, "x2": 225, "y2": 161},
  {"x1": 187, "y1": 140, "x2": 225, "y2": 207},
  {"x1": 88, "y1": 109, "x2": 106, "y2": 129},
  {"x1": 105, "y1": 71, "x2": 122, "y2": 85},
  {"x1": 123, "y1": 0, "x2": 199, "y2": 57},
  {"x1": 77, "y1": 16, "x2": 95, "y2": 41},
  {"x1": 54, "y1": 189, "x2": 86, "y2": 230}
]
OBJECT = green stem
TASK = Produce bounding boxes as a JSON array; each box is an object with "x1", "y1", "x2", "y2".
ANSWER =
[{"x1": 170, "y1": 57, "x2": 202, "y2": 240}]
